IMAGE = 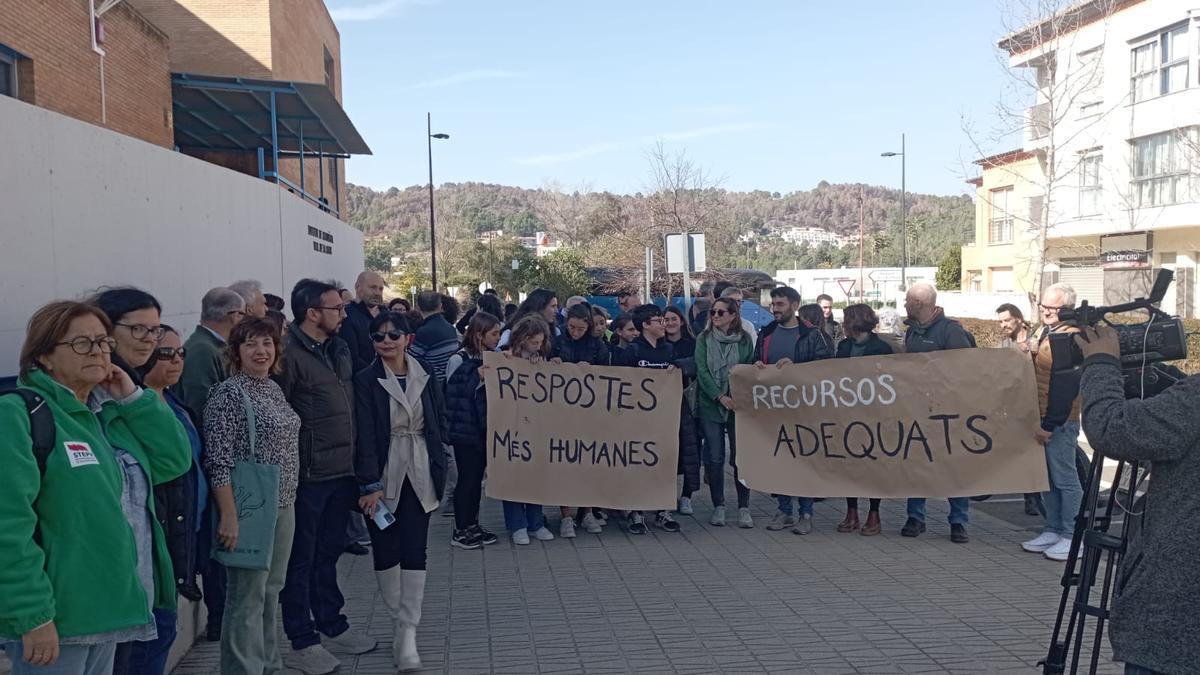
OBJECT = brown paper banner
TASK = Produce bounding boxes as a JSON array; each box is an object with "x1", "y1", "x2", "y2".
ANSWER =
[
  {"x1": 482, "y1": 351, "x2": 682, "y2": 511},
  {"x1": 729, "y1": 348, "x2": 1050, "y2": 498}
]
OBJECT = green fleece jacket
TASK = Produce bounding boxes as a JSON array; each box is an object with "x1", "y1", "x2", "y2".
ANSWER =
[{"x1": 0, "y1": 369, "x2": 191, "y2": 640}]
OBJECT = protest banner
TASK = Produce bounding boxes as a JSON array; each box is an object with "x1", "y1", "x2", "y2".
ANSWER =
[
  {"x1": 729, "y1": 348, "x2": 1049, "y2": 498},
  {"x1": 482, "y1": 351, "x2": 683, "y2": 510}
]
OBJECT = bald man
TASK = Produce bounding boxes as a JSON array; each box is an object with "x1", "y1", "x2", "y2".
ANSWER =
[
  {"x1": 901, "y1": 282, "x2": 977, "y2": 544},
  {"x1": 340, "y1": 270, "x2": 388, "y2": 372}
]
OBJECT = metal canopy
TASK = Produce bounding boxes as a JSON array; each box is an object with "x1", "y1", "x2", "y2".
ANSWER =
[{"x1": 171, "y1": 73, "x2": 371, "y2": 156}]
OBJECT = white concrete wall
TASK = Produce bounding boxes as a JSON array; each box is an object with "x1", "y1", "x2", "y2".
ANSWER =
[
  {"x1": 773, "y1": 267, "x2": 938, "y2": 305},
  {"x1": 0, "y1": 95, "x2": 363, "y2": 376},
  {"x1": 939, "y1": 291, "x2": 1034, "y2": 321}
]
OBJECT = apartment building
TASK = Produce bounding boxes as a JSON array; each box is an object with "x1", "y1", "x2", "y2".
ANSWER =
[
  {"x1": 777, "y1": 226, "x2": 855, "y2": 248},
  {"x1": 992, "y1": 0, "x2": 1200, "y2": 316},
  {"x1": 961, "y1": 150, "x2": 1043, "y2": 296}
]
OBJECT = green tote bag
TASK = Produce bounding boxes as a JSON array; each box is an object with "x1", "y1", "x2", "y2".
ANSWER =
[{"x1": 212, "y1": 386, "x2": 281, "y2": 571}]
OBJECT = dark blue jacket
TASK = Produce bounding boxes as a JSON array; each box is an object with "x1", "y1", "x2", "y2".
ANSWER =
[
  {"x1": 835, "y1": 334, "x2": 895, "y2": 358},
  {"x1": 444, "y1": 351, "x2": 488, "y2": 450},
  {"x1": 551, "y1": 333, "x2": 610, "y2": 365}
]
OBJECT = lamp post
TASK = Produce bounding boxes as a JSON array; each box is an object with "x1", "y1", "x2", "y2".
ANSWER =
[
  {"x1": 427, "y1": 112, "x2": 449, "y2": 290},
  {"x1": 881, "y1": 133, "x2": 907, "y2": 291}
]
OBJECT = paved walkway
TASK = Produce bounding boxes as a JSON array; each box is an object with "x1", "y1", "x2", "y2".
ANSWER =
[{"x1": 173, "y1": 484, "x2": 1119, "y2": 674}]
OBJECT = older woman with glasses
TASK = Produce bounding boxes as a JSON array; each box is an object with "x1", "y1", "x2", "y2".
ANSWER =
[
  {"x1": 0, "y1": 301, "x2": 190, "y2": 675},
  {"x1": 353, "y1": 311, "x2": 448, "y2": 672}
]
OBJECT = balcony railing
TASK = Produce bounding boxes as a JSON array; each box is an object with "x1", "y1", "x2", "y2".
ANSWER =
[{"x1": 1027, "y1": 102, "x2": 1051, "y2": 142}]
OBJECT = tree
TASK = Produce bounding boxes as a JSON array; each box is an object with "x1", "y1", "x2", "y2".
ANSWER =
[
  {"x1": 530, "y1": 249, "x2": 591, "y2": 298},
  {"x1": 936, "y1": 250, "x2": 962, "y2": 290},
  {"x1": 363, "y1": 240, "x2": 394, "y2": 272}
]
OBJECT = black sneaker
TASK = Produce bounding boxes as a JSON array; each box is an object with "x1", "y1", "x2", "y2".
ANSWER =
[
  {"x1": 593, "y1": 508, "x2": 608, "y2": 522},
  {"x1": 900, "y1": 517, "x2": 926, "y2": 537},
  {"x1": 451, "y1": 529, "x2": 482, "y2": 550},
  {"x1": 469, "y1": 524, "x2": 499, "y2": 546},
  {"x1": 628, "y1": 512, "x2": 648, "y2": 535},
  {"x1": 950, "y1": 523, "x2": 970, "y2": 544},
  {"x1": 654, "y1": 511, "x2": 681, "y2": 533}
]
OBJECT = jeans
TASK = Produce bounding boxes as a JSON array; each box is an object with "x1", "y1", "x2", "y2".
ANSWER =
[
  {"x1": 345, "y1": 512, "x2": 370, "y2": 547},
  {"x1": 775, "y1": 494, "x2": 814, "y2": 517},
  {"x1": 3, "y1": 642, "x2": 116, "y2": 675},
  {"x1": 222, "y1": 506, "x2": 296, "y2": 675},
  {"x1": 281, "y1": 477, "x2": 357, "y2": 651},
  {"x1": 1044, "y1": 422, "x2": 1083, "y2": 536},
  {"x1": 453, "y1": 443, "x2": 486, "y2": 531},
  {"x1": 907, "y1": 497, "x2": 970, "y2": 525},
  {"x1": 123, "y1": 608, "x2": 177, "y2": 675},
  {"x1": 197, "y1": 506, "x2": 226, "y2": 634},
  {"x1": 699, "y1": 417, "x2": 750, "y2": 509},
  {"x1": 502, "y1": 501, "x2": 546, "y2": 532},
  {"x1": 442, "y1": 443, "x2": 458, "y2": 509}
]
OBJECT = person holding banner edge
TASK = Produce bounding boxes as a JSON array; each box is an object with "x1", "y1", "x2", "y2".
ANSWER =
[
  {"x1": 499, "y1": 315, "x2": 557, "y2": 545},
  {"x1": 834, "y1": 304, "x2": 894, "y2": 536},
  {"x1": 901, "y1": 283, "x2": 976, "y2": 543},
  {"x1": 696, "y1": 297, "x2": 756, "y2": 528}
]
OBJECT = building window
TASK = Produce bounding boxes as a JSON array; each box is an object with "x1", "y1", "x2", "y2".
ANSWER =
[
  {"x1": 0, "y1": 44, "x2": 19, "y2": 99},
  {"x1": 1079, "y1": 152, "x2": 1102, "y2": 215},
  {"x1": 1131, "y1": 129, "x2": 1198, "y2": 207},
  {"x1": 1076, "y1": 48, "x2": 1103, "y2": 116},
  {"x1": 1131, "y1": 24, "x2": 1189, "y2": 103},
  {"x1": 989, "y1": 187, "x2": 1014, "y2": 244},
  {"x1": 323, "y1": 46, "x2": 336, "y2": 92}
]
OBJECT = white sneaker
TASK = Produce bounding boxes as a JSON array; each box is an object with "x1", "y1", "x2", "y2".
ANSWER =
[
  {"x1": 531, "y1": 526, "x2": 555, "y2": 541},
  {"x1": 710, "y1": 505, "x2": 726, "y2": 526},
  {"x1": 325, "y1": 629, "x2": 377, "y2": 655},
  {"x1": 285, "y1": 645, "x2": 340, "y2": 675},
  {"x1": 580, "y1": 512, "x2": 603, "y2": 534},
  {"x1": 1044, "y1": 538, "x2": 1073, "y2": 561},
  {"x1": 738, "y1": 507, "x2": 754, "y2": 528},
  {"x1": 559, "y1": 517, "x2": 576, "y2": 538},
  {"x1": 512, "y1": 528, "x2": 530, "y2": 545},
  {"x1": 1021, "y1": 532, "x2": 1061, "y2": 553},
  {"x1": 677, "y1": 496, "x2": 694, "y2": 515}
]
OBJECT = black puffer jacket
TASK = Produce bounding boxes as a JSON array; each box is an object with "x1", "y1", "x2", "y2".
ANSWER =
[
  {"x1": 275, "y1": 324, "x2": 356, "y2": 482},
  {"x1": 444, "y1": 351, "x2": 488, "y2": 450},
  {"x1": 551, "y1": 333, "x2": 609, "y2": 365},
  {"x1": 835, "y1": 334, "x2": 895, "y2": 358}
]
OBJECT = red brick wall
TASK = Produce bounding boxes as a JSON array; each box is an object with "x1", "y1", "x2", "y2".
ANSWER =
[{"x1": 0, "y1": 0, "x2": 173, "y2": 147}]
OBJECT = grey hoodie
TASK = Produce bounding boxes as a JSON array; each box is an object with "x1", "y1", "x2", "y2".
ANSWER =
[{"x1": 1079, "y1": 354, "x2": 1200, "y2": 674}]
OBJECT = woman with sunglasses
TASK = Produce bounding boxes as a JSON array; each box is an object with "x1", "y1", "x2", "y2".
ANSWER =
[
  {"x1": 353, "y1": 312, "x2": 448, "y2": 672},
  {"x1": 90, "y1": 288, "x2": 198, "y2": 675},
  {"x1": 134, "y1": 327, "x2": 209, "y2": 671},
  {"x1": 0, "y1": 301, "x2": 191, "y2": 675},
  {"x1": 695, "y1": 297, "x2": 756, "y2": 527}
]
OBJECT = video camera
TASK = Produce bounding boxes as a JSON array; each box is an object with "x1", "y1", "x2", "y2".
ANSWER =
[{"x1": 1049, "y1": 268, "x2": 1188, "y2": 398}]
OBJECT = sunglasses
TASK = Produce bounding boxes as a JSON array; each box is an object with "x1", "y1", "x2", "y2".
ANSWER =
[
  {"x1": 371, "y1": 330, "x2": 408, "y2": 343},
  {"x1": 709, "y1": 309, "x2": 731, "y2": 317},
  {"x1": 154, "y1": 347, "x2": 187, "y2": 361}
]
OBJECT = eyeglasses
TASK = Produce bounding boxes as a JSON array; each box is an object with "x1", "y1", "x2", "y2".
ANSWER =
[
  {"x1": 227, "y1": 310, "x2": 247, "y2": 319},
  {"x1": 1039, "y1": 304, "x2": 1065, "y2": 312},
  {"x1": 154, "y1": 347, "x2": 187, "y2": 361},
  {"x1": 317, "y1": 305, "x2": 346, "y2": 314},
  {"x1": 55, "y1": 336, "x2": 117, "y2": 355},
  {"x1": 709, "y1": 309, "x2": 731, "y2": 317},
  {"x1": 115, "y1": 323, "x2": 165, "y2": 340},
  {"x1": 371, "y1": 330, "x2": 407, "y2": 343},
  {"x1": 645, "y1": 317, "x2": 664, "y2": 325}
]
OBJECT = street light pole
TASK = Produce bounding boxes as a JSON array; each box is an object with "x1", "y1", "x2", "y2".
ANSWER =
[
  {"x1": 427, "y1": 113, "x2": 449, "y2": 290},
  {"x1": 881, "y1": 133, "x2": 907, "y2": 291}
]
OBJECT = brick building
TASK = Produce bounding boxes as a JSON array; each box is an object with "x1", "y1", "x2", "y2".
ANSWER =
[
  {"x1": 129, "y1": 0, "x2": 349, "y2": 210},
  {"x1": 0, "y1": 0, "x2": 173, "y2": 148}
]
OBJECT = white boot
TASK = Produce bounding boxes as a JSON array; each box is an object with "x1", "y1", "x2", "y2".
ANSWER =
[
  {"x1": 395, "y1": 569, "x2": 426, "y2": 672},
  {"x1": 374, "y1": 566, "x2": 406, "y2": 671}
]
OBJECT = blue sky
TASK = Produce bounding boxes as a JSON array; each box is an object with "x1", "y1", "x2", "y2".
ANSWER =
[{"x1": 330, "y1": 1, "x2": 1019, "y2": 197}]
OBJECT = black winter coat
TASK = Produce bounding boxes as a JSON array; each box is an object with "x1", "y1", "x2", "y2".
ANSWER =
[
  {"x1": 551, "y1": 333, "x2": 610, "y2": 365},
  {"x1": 340, "y1": 301, "x2": 377, "y2": 374},
  {"x1": 352, "y1": 358, "x2": 448, "y2": 500},
  {"x1": 444, "y1": 351, "x2": 488, "y2": 450},
  {"x1": 835, "y1": 334, "x2": 895, "y2": 358},
  {"x1": 753, "y1": 320, "x2": 834, "y2": 364},
  {"x1": 275, "y1": 324, "x2": 356, "y2": 481}
]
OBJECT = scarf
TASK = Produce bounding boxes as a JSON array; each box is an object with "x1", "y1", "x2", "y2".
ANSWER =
[{"x1": 704, "y1": 328, "x2": 746, "y2": 406}]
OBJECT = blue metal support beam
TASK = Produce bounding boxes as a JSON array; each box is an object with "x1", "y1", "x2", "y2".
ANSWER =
[{"x1": 192, "y1": 87, "x2": 274, "y2": 146}]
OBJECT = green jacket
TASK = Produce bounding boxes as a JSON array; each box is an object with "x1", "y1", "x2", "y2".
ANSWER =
[
  {"x1": 173, "y1": 326, "x2": 227, "y2": 424},
  {"x1": 0, "y1": 369, "x2": 192, "y2": 640},
  {"x1": 694, "y1": 331, "x2": 755, "y2": 423}
]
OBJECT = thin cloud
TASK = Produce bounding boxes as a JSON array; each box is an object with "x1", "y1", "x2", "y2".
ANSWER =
[
  {"x1": 329, "y1": 0, "x2": 433, "y2": 22},
  {"x1": 514, "y1": 122, "x2": 766, "y2": 167},
  {"x1": 680, "y1": 105, "x2": 749, "y2": 118},
  {"x1": 407, "y1": 69, "x2": 525, "y2": 89}
]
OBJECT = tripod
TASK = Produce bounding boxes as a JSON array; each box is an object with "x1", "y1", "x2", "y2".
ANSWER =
[{"x1": 1040, "y1": 447, "x2": 1148, "y2": 674}]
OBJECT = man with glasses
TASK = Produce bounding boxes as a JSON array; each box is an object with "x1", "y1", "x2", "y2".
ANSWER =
[
  {"x1": 276, "y1": 279, "x2": 376, "y2": 674},
  {"x1": 1020, "y1": 283, "x2": 1085, "y2": 562}
]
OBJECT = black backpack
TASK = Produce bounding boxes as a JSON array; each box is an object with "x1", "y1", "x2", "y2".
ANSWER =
[{"x1": 4, "y1": 389, "x2": 57, "y2": 473}]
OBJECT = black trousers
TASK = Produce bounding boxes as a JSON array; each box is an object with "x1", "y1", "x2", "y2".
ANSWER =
[
  {"x1": 846, "y1": 498, "x2": 882, "y2": 511},
  {"x1": 368, "y1": 479, "x2": 432, "y2": 571},
  {"x1": 452, "y1": 443, "x2": 486, "y2": 531}
]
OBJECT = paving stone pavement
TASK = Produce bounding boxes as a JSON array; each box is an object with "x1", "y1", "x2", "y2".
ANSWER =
[{"x1": 173, "y1": 483, "x2": 1120, "y2": 674}]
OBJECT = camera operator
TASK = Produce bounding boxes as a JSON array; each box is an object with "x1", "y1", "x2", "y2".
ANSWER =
[
  {"x1": 1076, "y1": 324, "x2": 1200, "y2": 675},
  {"x1": 1021, "y1": 284, "x2": 1084, "y2": 563}
]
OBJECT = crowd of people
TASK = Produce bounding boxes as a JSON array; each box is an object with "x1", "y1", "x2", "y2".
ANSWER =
[{"x1": 0, "y1": 270, "x2": 1091, "y2": 675}]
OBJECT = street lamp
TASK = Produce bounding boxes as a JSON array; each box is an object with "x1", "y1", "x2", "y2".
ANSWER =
[
  {"x1": 881, "y1": 132, "x2": 906, "y2": 291},
  {"x1": 427, "y1": 112, "x2": 450, "y2": 290}
]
